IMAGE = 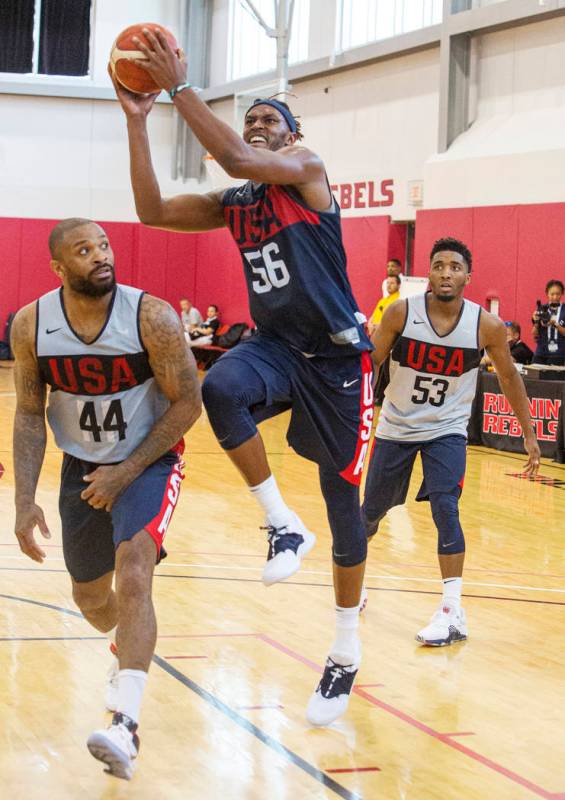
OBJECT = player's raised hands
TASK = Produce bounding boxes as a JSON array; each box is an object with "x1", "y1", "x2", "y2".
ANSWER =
[
  {"x1": 15, "y1": 504, "x2": 51, "y2": 563},
  {"x1": 108, "y1": 63, "x2": 160, "y2": 118},
  {"x1": 132, "y1": 27, "x2": 187, "y2": 93}
]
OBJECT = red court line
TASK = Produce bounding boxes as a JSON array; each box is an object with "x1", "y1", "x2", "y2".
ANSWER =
[
  {"x1": 326, "y1": 767, "x2": 381, "y2": 774},
  {"x1": 443, "y1": 732, "x2": 476, "y2": 738},
  {"x1": 356, "y1": 684, "x2": 384, "y2": 688},
  {"x1": 257, "y1": 633, "x2": 563, "y2": 800}
]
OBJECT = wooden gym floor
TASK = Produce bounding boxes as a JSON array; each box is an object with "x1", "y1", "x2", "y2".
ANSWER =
[{"x1": 0, "y1": 360, "x2": 564, "y2": 800}]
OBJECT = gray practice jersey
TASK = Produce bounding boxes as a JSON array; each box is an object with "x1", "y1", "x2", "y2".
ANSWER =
[
  {"x1": 377, "y1": 293, "x2": 482, "y2": 442},
  {"x1": 36, "y1": 285, "x2": 170, "y2": 463}
]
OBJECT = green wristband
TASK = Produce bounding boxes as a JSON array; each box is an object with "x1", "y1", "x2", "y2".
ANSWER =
[{"x1": 169, "y1": 82, "x2": 191, "y2": 99}]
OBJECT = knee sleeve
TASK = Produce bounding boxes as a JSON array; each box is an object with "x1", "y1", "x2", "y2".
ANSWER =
[
  {"x1": 319, "y1": 466, "x2": 367, "y2": 567},
  {"x1": 429, "y1": 489, "x2": 465, "y2": 555},
  {"x1": 202, "y1": 361, "x2": 264, "y2": 450}
]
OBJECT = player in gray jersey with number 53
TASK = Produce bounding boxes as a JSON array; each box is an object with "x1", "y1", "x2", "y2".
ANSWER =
[
  {"x1": 363, "y1": 238, "x2": 540, "y2": 647},
  {"x1": 11, "y1": 218, "x2": 201, "y2": 779}
]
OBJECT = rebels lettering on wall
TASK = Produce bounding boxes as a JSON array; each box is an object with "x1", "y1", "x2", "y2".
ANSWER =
[{"x1": 330, "y1": 180, "x2": 394, "y2": 210}]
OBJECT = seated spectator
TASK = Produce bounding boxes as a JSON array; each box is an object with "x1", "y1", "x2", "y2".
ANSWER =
[
  {"x1": 506, "y1": 321, "x2": 533, "y2": 365},
  {"x1": 188, "y1": 304, "x2": 220, "y2": 346},
  {"x1": 369, "y1": 275, "x2": 401, "y2": 336},
  {"x1": 179, "y1": 297, "x2": 203, "y2": 333}
]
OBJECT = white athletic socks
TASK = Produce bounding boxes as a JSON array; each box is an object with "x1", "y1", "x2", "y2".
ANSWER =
[
  {"x1": 442, "y1": 577, "x2": 463, "y2": 609},
  {"x1": 250, "y1": 474, "x2": 293, "y2": 529},
  {"x1": 330, "y1": 605, "x2": 361, "y2": 666},
  {"x1": 117, "y1": 670, "x2": 148, "y2": 724}
]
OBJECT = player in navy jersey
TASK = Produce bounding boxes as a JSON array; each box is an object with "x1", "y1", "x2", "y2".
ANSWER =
[
  {"x1": 363, "y1": 238, "x2": 540, "y2": 646},
  {"x1": 11, "y1": 218, "x2": 201, "y2": 778},
  {"x1": 112, "y1": 28, "x2": 373, "y2": 726}
]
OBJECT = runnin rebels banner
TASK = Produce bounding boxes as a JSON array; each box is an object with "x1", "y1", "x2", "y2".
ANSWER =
[{"x1": 468, "y1": 372, "x2": 565, "y2": 462}]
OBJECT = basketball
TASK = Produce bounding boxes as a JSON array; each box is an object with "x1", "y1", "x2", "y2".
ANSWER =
[{"x1": 110, "y1": 23, "x2": 179, "y2": 94}]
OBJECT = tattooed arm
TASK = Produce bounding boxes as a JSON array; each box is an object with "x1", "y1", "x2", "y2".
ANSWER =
[
  {"x1": 81, "y1": 296, "x2": 202, "y2": 510},
  {"x1": 11, "y1": 303, "x2": 51, "y2": 562}
]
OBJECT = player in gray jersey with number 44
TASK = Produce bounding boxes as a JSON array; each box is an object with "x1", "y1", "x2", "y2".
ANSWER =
[
  {"x1": 11, "y1": 218, "x2": 201, "y2": 780},
  {"x1": 362, "y1": 238, "x2": 540, "y2": 646}
]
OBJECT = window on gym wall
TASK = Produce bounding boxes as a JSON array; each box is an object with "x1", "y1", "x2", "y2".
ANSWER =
[
  {"x1": 0, "y1": 0, "x2": 92, "y2": 77},
  {"x1": 228, "y1": 0, "x2": 310, "y2": 82},
  {"x1": 339, "y1": 0, "x2": 442, "y2": 51}
]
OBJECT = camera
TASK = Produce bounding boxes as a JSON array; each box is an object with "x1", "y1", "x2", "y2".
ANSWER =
[{"x1": 536, "y1": 300, "x2": 553, "y2": 325}]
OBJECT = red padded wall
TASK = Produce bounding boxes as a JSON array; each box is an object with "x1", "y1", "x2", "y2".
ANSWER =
[
  {"x1": 414, "y1": 203, "x2": 565, "y2": 349},
  {"x1": 341, "y1": 215, "x2": 391, "y2": 318}
]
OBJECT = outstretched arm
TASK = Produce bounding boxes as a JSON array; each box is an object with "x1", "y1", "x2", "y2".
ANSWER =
[
  {"x1": 131, "y1": 29, "x2": 326, "y2": 187},
  {"x1": 81, "y1": 296, "x2": 202, "y2": 510},
  {"x1": 11, "y1": 304, "x2": 51, "y2": 562},
  {"x1": 483, "y1": 313, "x2": 541, "y2": 476},
  {"x1": 110, "y1": 66, "x2": 226, "y2": 232}
]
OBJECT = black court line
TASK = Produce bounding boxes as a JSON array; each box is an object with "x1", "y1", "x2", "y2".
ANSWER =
[
  {"x1": 0, "y1": 592, "x2": 361, "y2": 800},
  {"x1": 0, "y1": 592, "x2": 82, "y2": 617},
  {"x1": 153, "y1": 654, "x2": 361, "y2": 800},
  {"x1": 2, "y1": 569, "x2": 565, "y2": 606}
]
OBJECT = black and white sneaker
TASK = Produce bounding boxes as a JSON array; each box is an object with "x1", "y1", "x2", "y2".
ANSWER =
[
  {"x1": 87, "y1": 712, "x2": 140, "y2": 780},
  {"x1": 261, "y1": 513, "x2": 315, "y2": 586},
  {"x1": 306, "y1": 657, "x2": 359, "y2": 727}
]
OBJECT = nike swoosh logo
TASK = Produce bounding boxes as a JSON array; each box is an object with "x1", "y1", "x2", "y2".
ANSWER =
[
  {"x1": 343, "y1": 379, "x2": 359, "y2": 388},
  {"x1": 413, "y1": 320, "x2": 425, "y2": 325},
  {"x1": 46, "y1": 327, "x2": 62, "y2": 334}
]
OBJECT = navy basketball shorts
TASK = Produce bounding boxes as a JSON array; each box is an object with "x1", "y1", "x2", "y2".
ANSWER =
[
  {"x1": 59, "y1": 450, "x2": 185, "y2": 583},
  {"x1": 208, "y1": 335, "x2": 374, "y2": 485},
  {"x1": 363, "y1": 434, "x2": 467, "y2": 531}
]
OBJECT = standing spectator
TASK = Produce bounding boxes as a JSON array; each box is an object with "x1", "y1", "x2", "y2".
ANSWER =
[
  {"x1": 506, "y1": 322, "x2": 533, "y2": 365},
  {"x1": 179, "y1": 298, "x2": 202, "y2": 334},
  {"x1": 381, "y1": 259, "x2": 403, "y2": 298},
  {"x1": 188, "y1": 305, "x2": 220, "y2": 347},
  {"x1": 532, "y1": 280, "x2": 565, "y2": 366},
  {"x1": 369, "y1": 275, "x2": 401, "y2": 336}
]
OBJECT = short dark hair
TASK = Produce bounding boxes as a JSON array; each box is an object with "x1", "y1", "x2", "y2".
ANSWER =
[
  {"x1": 48, "y1": 217, "x2": 97, "y2": 258},
  {"x1": 430, "y1": 237, "x2": 472, "y2": 272},
  {"x1": 507, "y1": 321, "x2": 521, "y2": 336},
  {"x1": 388, "y1": 274, "x2": 401, "y2": 286},
  {"x1": 248, "y1": 96, "x2": 304, "y2": 141},
  {"x1": 546, "y1": 279, "x2": 564, "y2": 294},
  {"x1": 209, "y1": 304, "x2": 219, "y2": 313},
  {"x1": 388, "y1": 258, "x2": 402, "y2": 268}
]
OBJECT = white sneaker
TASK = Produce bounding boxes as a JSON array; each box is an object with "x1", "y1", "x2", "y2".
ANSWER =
[
  {"x1": 359, "y1": 586, "x2": 368, "y2": 614},
  {"x1": 261, "y1": 513, "x2": 316, "y2": 586},
  {"x1": 87, "y1": 713, "x2": 140, "y2": 780},
  {"x1": 416, "y1": 604, "x2": 468, "y2": 647},
  {"x1": 306, "y1": 657, "x2": 360, "y2": 727},
  {"x1": 105, "y1": 644, "x2": 119, "y2": 712}
]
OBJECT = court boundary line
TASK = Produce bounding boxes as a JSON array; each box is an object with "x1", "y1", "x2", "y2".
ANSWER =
[
  {"x1": 0, "y1": 592, "x2": 360, "y2": 800},
  {"x1": 2, "y1": 568, "x2": 565, "y2": 606},
  {"x1": 2, "y1": 593, "x2": 564, "y2": 798}
]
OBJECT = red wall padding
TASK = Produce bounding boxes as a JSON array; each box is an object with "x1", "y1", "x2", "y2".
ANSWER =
[
  {"x1": 414, "y1": 203, "x2": 565, "y2": 348},
  {"x1": 0, "y1": 215, "x2": 396, "y2": 336}
]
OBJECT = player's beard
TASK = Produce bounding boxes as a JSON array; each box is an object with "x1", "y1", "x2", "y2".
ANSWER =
[
  {"x1": 436, "y1": 293, "x2": 457, "y2": 303},
  {"x1": 67, "y1": 267, "x2": 116, "y2": 297}
]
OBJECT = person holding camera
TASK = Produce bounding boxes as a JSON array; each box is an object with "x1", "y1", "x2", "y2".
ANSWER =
[{"x1": 532, "y1": 280, "x2": 565, "y2": 366}]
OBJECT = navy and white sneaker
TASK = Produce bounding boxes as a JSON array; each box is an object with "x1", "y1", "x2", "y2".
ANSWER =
[
  {"x1": 306, "y1": 657, "x2": 359, "y2": 727},
  {"x1": 87, "y1": 712, "x2": 140, "y2": 780},
  {"x1": 261, "y1": 513, "x2": 315, "y2": 586},
  {"x1": 416, "y1": 604, "x2": 468, "y2": 646}
]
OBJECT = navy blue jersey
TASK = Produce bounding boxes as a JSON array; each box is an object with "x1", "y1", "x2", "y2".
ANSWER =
[{"x1": 222, "y1": 181, "x2": 372, "y2": 358}]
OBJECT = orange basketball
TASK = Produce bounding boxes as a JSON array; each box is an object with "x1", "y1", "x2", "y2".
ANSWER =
[{"x1": 110, "y1": 23, "x2": 179, "y2": 94}]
